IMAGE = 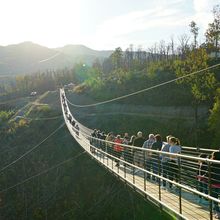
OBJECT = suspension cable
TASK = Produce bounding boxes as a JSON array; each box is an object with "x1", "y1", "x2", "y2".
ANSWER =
[
  {"x1": 0, "y1": 151, "x2": 86, "y2": 193},
  {"x1": 0, "y1": 123, "x2": 65, "y2": 173},
  {"x1": 66, "y1": 63, "x2": 220, "y2": 108},
  {"x1": 0, "y1": 116, "x2": 62, "y2": 155},
  {"x1": 0, "y1": 96, "x2": 30, "y2": 105},
  {"x1": 17, "y1": 115, "x2": 63, "y2": 121}
]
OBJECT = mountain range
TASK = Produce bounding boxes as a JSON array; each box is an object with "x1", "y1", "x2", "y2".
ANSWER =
[{"x1": 0, "y1": 42, "x2": 113, "y2": 76}]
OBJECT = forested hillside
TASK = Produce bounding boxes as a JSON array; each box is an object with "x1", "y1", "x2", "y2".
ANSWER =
[
  {"x1": 0, "y1": 92, "x2": 172, "y2": 220},
  {"x1": 1, "y1": 5, "x2": 220, "y2": 147},
  {"x1": 0, "y1": 42, "x2": 112, "y2": 76}
]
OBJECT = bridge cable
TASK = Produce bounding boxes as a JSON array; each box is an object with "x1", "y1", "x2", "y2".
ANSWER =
[
  {"x1": 0, "y1": 116, "x2": 63, "y2": 156},
  {"x1": 16, "y1": 115, "x2": 63, "y2": 121},
  {"x1": 0, "y1": 96, "x2": 31, "y2": 105},
  {"x1": 0, "y1": 122, "x2": 65, "y2": 174},
  {"x1": 0, "y1": 151, "x2": 86, "y2": 194},
  {"x1": 66, "y1": 63, "x2": 220, "y2": 108}
]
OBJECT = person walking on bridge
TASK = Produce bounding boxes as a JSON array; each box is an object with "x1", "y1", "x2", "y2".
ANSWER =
[
  {"x1": 114, "y1": 135, "x2": 123, "y2": 167},
  {"x1": 105, "y1": 132, "x2": 115, "y2": 156},
  {"x1": 161, "y1": 135, "x2": 172, "y2": 188},
  {"x1": 123, "y1": 133, "x2": 131, "y2": 167},
  {"x1": 168, "y1": 137, "x2": 181, "y2": 190},
  {"x1": 151, "y1": 134, "x2": 163, "y2": 182},
  {"x1": 143, "y1": 134, "x2": 155, "y2": 179},
  {"x1": 128, "y1": 135, "x2": 136, "y2": 166},
  {"x1": 133, "y1": 131, "x2": 145, "y2": 171},
  {"x1": 90, "y1": 129, "x2": 97, "y2": 153}
]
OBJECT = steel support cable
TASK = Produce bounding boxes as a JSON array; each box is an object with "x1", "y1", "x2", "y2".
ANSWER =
[
  {"x1": 0, "y1": 96, "x2": 30, "y2": 105},
  {"x1": 0, "y1": 122, "x2": 65, "y2": 173},
  {"x1": 62, "y1": 182, "x2": 119, "y2": 218},
  {"x1": 62, "y1": 172, "x2": 117, "y2": 218},
  {"x1": 5, "y1": 102, "x2": 34, "y2": 123},
  {"x1": 0, "y1": 117, "x2": 63, "y2": 155},
  {"x1": 16, "y1": 115, "x2": 63, "y2": 121},
  {"x1": 0, "y1": 151, "x2": 86, "y2": 194},
  {"x1": 66, "y1": 63, "x2": 220, "y2": 108}
]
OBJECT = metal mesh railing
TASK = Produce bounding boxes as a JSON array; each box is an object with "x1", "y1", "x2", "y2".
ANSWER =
[{"x1": 60, "y1": 89, "x2": 220, "y2": 220}]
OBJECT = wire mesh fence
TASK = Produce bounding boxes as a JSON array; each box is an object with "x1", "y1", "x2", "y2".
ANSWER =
[{"x1": 61, "y1": 89, "x2": 220, "y2": 220}]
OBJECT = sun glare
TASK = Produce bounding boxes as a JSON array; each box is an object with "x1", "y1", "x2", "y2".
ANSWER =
[{"x1": 0, "y1": 0, "x2": 82, "y2": 47}]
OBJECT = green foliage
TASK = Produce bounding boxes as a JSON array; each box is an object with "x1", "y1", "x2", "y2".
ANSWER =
[
  {"x1": 174, "y1": 48, "x2": 216, "y2": 104},
  {"x1": 73, "y1": 83, "x2": 88, "y2": 94},
  {"x1": 0, "y1": 111, "x2": 13, "y2": 123},
  {"x1": 0, "y1": 107, "x2": 173, "y2": 220},
  {"x1": 36, "y1": 105, "x2": 51, "y2": 113},
  {"x1": 209, "y1": 88, "x2": 220, "y2": 147},
  {"x1": 110, "y1": 47, "x2": 123, "y2": 69},
  {"x1": 0, "y1": 67, "x2": 79, "y2": 99},
  {"x1": 189, "y1": 21, "x2": 199, "y2": 48}
]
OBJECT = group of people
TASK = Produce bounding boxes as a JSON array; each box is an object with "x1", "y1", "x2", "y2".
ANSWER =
[
  {"x1": 62, "y1": 93, "x2": 79, "y2": 136},
  {"x1": 89, "y1": 130, "x2": 220, "y2": 217},
  {"x1": 90, "y1": 130, "x2": 181, "y2": 187}
]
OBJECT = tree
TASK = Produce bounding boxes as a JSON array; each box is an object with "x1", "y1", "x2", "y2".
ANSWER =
[
  {"x1": 209, "y1": 88, "x2": 220, "y2": 147},
  {"x1": 170, "y1": 36, "x2": 175, "y2": 58},
  {"x1": 110, "y1": 47, "x2": 123, "y2": 69},
  {"x1": 205, "y1": 5, "x2": 220, "y2": 57},
  {"x1": 177, "y1": 34, "x2": 190, "y2": 59},
  {"x1": 174, "y1": 48, "x2": 216, "y2": 146},
  {"x1": 102, "y1": 58, "x2": 113, "y2": 75},
  {"x1": 189, "y1": 21, "x2": 199, "y2": 49}
]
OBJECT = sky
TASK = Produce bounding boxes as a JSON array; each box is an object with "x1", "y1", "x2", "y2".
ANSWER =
[{"x1": 0, "y1": 0, "x2": 219, "y2": 50}]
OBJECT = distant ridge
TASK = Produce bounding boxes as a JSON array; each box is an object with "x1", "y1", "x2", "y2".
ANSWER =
[{"x1": 0, "y1": 42, "x2": 113, "y2": 76}]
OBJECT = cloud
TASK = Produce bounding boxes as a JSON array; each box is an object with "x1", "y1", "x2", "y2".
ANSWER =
[
  {"x1": 89, "y1": 0, "x2": 220, "y2": 49},
  {"x1": 192, "y1": 0, "x2": 219, "y2": 25},
  {"x1": 193, "y1": 0, "x2": 216, "y2": 13},
  {"x1": 90, "y1": 3, "x2": 188, "y2": 49},
  {"x1": 95, "y1": 7, "x2": 183, "y2": 39},
  {"x1": 191, "y1": 0, "x2": 219, "y2": 40}
]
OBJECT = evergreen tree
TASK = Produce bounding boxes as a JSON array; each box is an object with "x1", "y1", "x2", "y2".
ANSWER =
[{"x1": 189, "y1": 21, "x2": 199, "y2": 48}]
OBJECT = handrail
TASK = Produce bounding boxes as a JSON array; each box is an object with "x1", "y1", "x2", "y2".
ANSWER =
[
  {"x1": 182, "y1": 146, "x2": 219, "y2": 152},
  {"x1": 71, "y1": 131, "x2": 220, "y2": 165}
]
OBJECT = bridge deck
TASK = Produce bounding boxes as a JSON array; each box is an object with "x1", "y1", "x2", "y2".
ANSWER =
[{"x1": 73, "y1": 130, "x2": 210, "y2": 220}]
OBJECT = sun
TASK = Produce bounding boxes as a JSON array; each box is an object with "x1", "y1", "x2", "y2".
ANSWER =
[{"x1": 0, "y1": 0, "x2": 82, "y2": 47}]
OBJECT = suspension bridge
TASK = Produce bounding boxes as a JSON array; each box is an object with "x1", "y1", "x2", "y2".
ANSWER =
[
  {"x1": 1, "y1": 63, "x2": 220, "y2": 219},
  {"x1": 60, "y1": 88, "x2": 220, "y2": 220}
]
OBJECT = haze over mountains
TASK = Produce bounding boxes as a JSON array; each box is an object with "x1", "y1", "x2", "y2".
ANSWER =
[{"x1": 0, "y1": 42, "x2": 113, "y2": 76}]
